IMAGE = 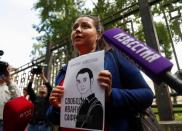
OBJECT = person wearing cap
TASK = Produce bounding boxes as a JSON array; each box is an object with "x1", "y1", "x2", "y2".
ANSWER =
[
  {"x1": 0, "y1": 61, "x2": 21, "y2": 131},
  {"x1": 26, "y1": 68, "x2": 52, "y2": 131}
]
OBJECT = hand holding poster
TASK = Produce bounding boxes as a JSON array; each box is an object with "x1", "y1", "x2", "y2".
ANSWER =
[{"x1": 60, "y1": 50, "x2": 105, "y2": 131}]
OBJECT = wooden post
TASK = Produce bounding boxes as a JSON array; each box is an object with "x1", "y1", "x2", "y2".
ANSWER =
[{"x1": 138, "y1": 0, "x2": 174, "y2": 120}]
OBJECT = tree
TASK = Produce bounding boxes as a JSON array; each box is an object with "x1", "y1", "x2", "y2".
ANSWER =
[
  {"x1": 155, "y1": 22, "x2": 172, "y2": 59},
  {"x1": 31, "y1": 0, "x2": 86, "y2": 59},
  {"x1": 153, "y1": 0, "x2": 182, "y2": 43}
]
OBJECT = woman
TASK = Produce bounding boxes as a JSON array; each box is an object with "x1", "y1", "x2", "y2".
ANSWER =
[{"x1": 47, "y1": 15, "x2": 154, "y2": 131}]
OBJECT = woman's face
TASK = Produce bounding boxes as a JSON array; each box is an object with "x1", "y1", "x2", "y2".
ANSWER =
[{"x1": 71, "y1": 17, "x2": 99, "y2": 55}]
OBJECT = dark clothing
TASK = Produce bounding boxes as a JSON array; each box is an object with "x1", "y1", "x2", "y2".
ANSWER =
[
  {"x1": 76, "y1": 93, "x2": 103, "y2": 130},
  {"x1": 47, "y1": 49, "x2": 154, "y2": 131},
  {"x1": 0, "y1": 120, "x2": 3, "y2": 131},
  {"x1": 27, "y1": 82, "x2": 52, "y2": 123}
]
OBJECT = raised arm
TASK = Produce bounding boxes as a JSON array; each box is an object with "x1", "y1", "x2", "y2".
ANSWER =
[
  {"x1": 40, "y1": 70, "x2": 52, "y2": 98},
  {"x1": 27, "y1": 74, "x2": 36, "y2": 101}
]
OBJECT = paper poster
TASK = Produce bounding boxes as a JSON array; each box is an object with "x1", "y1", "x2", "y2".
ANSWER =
[{"x1": 60, "y1": 50, "x2": 105, "y2": 131}]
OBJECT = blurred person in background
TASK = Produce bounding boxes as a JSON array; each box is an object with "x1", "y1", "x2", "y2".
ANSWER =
[
  {"x1": 0, "y1": 61, "x2": 21, "y2": 131},
  {"x1": 26, "y1": 67, "x2": 52, "y2": 131}
]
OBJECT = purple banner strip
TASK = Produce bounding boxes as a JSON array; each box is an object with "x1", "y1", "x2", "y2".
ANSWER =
[{"x1": 103, "y1": 28, "x2": 173, "y2": 77}]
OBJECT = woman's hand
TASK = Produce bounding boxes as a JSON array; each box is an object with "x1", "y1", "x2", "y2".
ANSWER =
[
  {"x1": 97, "y1": 70, "x2": 112, "y2": 97},
  {"x1": 49, "y1": 86, "x2": 64, "y2": 108}
]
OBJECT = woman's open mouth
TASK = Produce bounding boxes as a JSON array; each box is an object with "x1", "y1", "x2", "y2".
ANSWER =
[{"x1": 74, "y1": 36, "x2": 84, "y2": 41}]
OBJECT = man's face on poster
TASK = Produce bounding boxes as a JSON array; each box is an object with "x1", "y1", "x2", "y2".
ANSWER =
[{"x1": 76, "y1": 72, "x2": 91, "y2": 94}]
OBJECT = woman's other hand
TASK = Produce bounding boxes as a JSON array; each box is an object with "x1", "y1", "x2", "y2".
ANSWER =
[
  {"x1": 97, "y1": 70, "x2": 112, "y2": 99},
  {"x1": 49, "y1": 86, "x2": 64, "y2": 108}
]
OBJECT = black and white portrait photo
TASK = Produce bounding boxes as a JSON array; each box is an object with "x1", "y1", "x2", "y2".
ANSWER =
[{"x1": 75, "y1": 68, "x2": 103, "y2": 130}]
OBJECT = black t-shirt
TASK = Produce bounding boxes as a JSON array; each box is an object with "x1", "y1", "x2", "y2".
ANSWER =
[{"x1": 76, "y1": 93, "x2": 103, "y2": 130}]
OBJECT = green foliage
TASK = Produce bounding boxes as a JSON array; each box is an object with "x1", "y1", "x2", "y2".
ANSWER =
[
  {"x1": 134, "y1": 26, "x2": 145, "y2": 42},
  {"x1": 152, "y1": 107, "x2": 182, "y2": 121},
  {"x1": 175, "y1": 113, "x2": 182, "y2": 120},
  {"x1": 155, "y1": 22, "x2": 172, "y2": 59},
  {"x1": 152, "y1": 0, "x2": 182, "y2": 43},
  {"x1": 170, "y1": 19, "x2": 182, "y2": 42},
  {"x1": 31, "y1": 0, "x2": 86, "y2": 57},
  {"x1": 30, "y1": 42, "x2": 46, "y2": 60}
]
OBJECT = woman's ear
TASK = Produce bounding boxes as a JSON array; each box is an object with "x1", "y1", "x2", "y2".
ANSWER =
[{"x1": 97, "y1": 32, "x2": 102, "y2": 40}]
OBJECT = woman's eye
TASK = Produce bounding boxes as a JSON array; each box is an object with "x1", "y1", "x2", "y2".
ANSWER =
[
  {"x1": 72, "y1": 25, "x2": 78, "y2": 30},
  {"x1": 81, "y1": 24, "x2": 90, "y2": 29},
  {"x1": 72, "y1": 23, "x2": 91, "y2": 30}
]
